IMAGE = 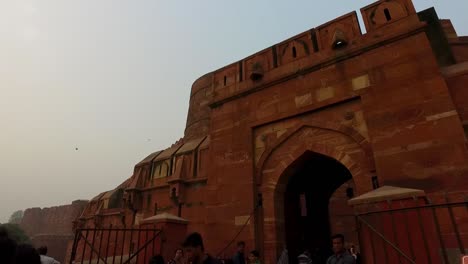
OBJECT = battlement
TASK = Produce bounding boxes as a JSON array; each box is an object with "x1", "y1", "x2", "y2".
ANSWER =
[{"x1": 206, "y1": 0, "x2": 436, "y2": 107}]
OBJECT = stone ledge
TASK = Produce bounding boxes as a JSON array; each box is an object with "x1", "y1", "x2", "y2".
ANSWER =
[
  {"x1": 140, "y1": 213, "x2": 189, "y2": 225},
  {"x1": 441, "y1": 61, "x2": 468, "y2": 78},
  {"x1": 348, "y1": 185, "x2": 426, "y2": 205}
]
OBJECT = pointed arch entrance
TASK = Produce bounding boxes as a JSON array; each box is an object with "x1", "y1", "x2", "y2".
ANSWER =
[
  {"x1": 281, "y1": 151, "x2": 354, "y2": 263},
  {"x1": 255, "y1": 124, "x2": 374, "y2": 264}
]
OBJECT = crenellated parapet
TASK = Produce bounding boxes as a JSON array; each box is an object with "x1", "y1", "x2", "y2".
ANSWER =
[
  {"x1": 360, "y1": 0, "x2": 416, "y2": 31},
  {"x1": 197, "y1": 0, "x2": 432, "y2": 108}
]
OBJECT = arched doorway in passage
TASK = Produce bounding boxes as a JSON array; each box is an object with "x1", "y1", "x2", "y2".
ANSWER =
[
  {"x1": 278, "y1": 151, "x2": 358, "y2": 264},
  {"x1": 255, "y1": 123, "x2": 373, "y2": 264}
]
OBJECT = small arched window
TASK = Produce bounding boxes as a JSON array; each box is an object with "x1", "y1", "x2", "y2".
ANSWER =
[
  {"x1": 223, "y1": 76, "x2": 227, "y2": 86},
  {"x1": 384, "y1": 8, "x2": 392, "y2": 21},
  {"x1": 372, "y1": 176, "x2": 379, "y2": 189},
  {"x1": 147, "y1": 194, "x2": 152, "y2": 206},
  {"x1": 160, "y1": 162, "x2": 169, "y2": 177},
  {"x1": 154, "y1": 202, "x2": 158, "y2": 215},
  {"x1": 292, "y1": 46, "x2": 297, "y2": 58}
]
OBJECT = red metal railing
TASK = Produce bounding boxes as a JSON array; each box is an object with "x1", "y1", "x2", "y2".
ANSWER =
[
  {"x1": 356, "y1": 202, "x2": 467, "y2": 264},
  {"x1": 69, "y1": 228, "x2": 162, "y2": 264}
]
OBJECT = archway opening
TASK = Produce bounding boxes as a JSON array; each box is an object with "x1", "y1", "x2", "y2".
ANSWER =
[{"x1": 279, "y1": 151, "x2": 356, "y2": 264}]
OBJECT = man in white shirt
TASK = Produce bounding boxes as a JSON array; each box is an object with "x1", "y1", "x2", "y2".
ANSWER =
[{"x1": 38, "y1": 246, "x2": 60, "y2": 264}]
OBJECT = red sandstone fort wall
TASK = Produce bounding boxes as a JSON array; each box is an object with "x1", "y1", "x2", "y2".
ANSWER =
[
  {"x1": 20, "y1": 200, "x2": 87, "y2": 263},
  {"x1": 21, "y1": 200, "x2": 87, "y2": 236},
  {"x1": 446, "y1": 72, "x2": 468, "y2": 133},
  {"x1": 452, "y1": 41, "x2": 468, "y2": 63},
  {"x1": 440, "y1": 19, "x2": 468, "y2": 63}
]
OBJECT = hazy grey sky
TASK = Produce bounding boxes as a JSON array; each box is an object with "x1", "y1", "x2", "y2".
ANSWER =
[{"x1": 0, "y1": 1, "x2": 466, "y2": 223}]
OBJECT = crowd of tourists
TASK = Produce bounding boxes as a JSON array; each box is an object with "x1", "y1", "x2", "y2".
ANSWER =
[
  {"x1": 1, "y1": 224, "x2": 359, "y2": 264},
  {"x1": 153, "y1": 232, "x2": 360, "y2": 264}
]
